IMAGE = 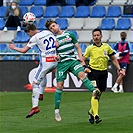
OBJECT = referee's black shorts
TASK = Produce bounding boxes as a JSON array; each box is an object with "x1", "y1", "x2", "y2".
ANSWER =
[{"x1": 87, "y1": 68, "x2": 108, "y2": 92}]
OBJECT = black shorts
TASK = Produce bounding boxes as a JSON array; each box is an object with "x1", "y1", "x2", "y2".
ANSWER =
[{"x1": 87, "y1": 68, "x2": 108, "y2": 92}]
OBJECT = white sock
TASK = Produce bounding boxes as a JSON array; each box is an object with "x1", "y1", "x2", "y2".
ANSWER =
[
  {"x1": 55, "y1": 109, "x2": 59, "y2": 113},
  {"x1": 39, "y1": 77, "x2": 47, "y2": 94},
  {"x1": 32, "y1": 88, "x2": 40, "y2": 108},
  {"x1": 119, "y1": 85, "x2": 123, "y2": 91},
  {"x1": 113, "y1": 83, "x2": 118, "y2": 88}
]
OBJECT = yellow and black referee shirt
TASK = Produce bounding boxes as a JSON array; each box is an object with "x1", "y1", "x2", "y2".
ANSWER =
[{"x1": 84, "y1": 43, "x2": 115, "y2": 71}]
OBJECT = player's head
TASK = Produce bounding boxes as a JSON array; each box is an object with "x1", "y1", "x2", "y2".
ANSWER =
[
  {"x1": 92, "y1": 28, "x2": 102, "y2": 44},
  {"x1": 24, "y1": 24, "x2": 37, "y2": 37},
  {"x1": 120, "y1": 32, "x2": 127, "y2": 41},
  {"x1": 45, "y1": 19, "x2": 60, "y2": 34}
]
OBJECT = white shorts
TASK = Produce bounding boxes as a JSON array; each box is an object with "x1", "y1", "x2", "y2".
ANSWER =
[{"x1": 33, "y1": 56, "x2": 57, "y2": 84}]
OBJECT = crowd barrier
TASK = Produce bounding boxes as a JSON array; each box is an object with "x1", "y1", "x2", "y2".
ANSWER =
[{"x1": 0, "y1": 61, "x2": 133, "y2": 92}]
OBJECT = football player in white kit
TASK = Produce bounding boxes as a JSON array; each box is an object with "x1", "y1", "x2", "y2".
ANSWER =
[{"x1": 9, "y1": 24, "x2": 58, "y2": 118}]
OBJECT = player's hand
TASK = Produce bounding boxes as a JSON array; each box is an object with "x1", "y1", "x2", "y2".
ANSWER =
[
  {"x1": 54, "y1": 55, "x2": 60, "y2": 61},
  {"x1": 119, "y1": 69, "x2": 126, "y2": 76},
  {"x1": 78, "y1": 57, "x2": 84, "y2": 62},
  {"x1": 9, "y1": 44, "x2": 16, "y2": 50},
  {"x1": 119, "y1": 56, "x2": 123, "y2": 60},
  {"x1": 84, "y1": 68, "x2": 91, "y2": 73}
]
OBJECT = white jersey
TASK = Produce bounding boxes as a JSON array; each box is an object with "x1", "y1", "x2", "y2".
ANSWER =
[
  {"x1": 27, "y1": 30, "x2": 57, "y2": 57},
  {"x1": 26, "y1": 30, "x2": 58, "y2": 84}
]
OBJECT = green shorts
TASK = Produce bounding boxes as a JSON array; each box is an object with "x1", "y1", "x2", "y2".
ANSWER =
[{"x1": 56, "y1": 60, "x2": 84, "y2": 82}]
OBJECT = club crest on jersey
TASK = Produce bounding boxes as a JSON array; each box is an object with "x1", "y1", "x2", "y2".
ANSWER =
[
  {"x1": 103, "y1": 50, "x2": 107, "y2": 56},
  {"x1": 59, "y1": 37, "x2": 71, "y2": 44}
]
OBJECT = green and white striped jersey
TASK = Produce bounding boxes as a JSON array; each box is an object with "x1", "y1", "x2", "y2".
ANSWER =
[{"x1": 56, "y1": 31, "x2": 78, "y2": 62}]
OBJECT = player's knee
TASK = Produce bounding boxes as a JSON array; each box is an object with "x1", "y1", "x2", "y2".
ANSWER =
[
  {"x1": 32, "y1": 83, "x2": 39, "y2": 88},
  {"x1": 78, "y1": 72, "x2": 86, "y2": 80},
  {"x1": 57, "y1": 83, "x2": 64, "y2": 90}
]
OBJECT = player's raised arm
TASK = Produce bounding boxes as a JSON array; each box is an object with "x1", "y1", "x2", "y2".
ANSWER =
[{"x1": 9, "y1": 44, "x2": 30, "y2": 53}]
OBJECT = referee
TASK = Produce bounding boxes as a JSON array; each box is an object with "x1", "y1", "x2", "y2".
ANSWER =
[{"x1": 82, "y1": 28, "x2": 125, "y2": 124}]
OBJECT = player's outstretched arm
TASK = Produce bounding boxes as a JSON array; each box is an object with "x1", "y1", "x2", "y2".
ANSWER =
[{"x1": 9, "y1": 44, "x2": 30, "y2": 53}]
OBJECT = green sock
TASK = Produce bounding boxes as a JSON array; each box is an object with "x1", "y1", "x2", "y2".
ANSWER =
[
  {"x1": 54, "y1": 89, "x2": 62, "y2": 109},
  {"x1": 82, "y1": 78, "x2": 95, "y2": 92}
]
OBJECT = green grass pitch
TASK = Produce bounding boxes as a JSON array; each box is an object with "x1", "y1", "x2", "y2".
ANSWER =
[{"x1": 0, "y1": 92, "x2": 133, "y2": 133}]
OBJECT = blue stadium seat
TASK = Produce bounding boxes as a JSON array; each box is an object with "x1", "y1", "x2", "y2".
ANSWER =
[
  {"x1": 14, "y1": 31, "x2": 30, "y2": 43},
  {"x1": 66, "y1": 0, "x2": 75, "y2": 5},
  {"x1": 2, "y1": 56, "x2": 16, "y2": 60},
  {"x1": 28, "y1": 46, "x2": 39, "y2": 53},
  {"x1": 109, "y1": 43, "x2": 115, "y2": 50},
  {"x1": 19, "y1": 0, "x2": 34, "y2": 6},
  {"x1": 44, "y1": 6, "x2": 59, "y2": 18},
  {"x1": 0, "y1": 44, "x2": 8, "y2": 53},
  {"x1": 55, "y1": 18, "x2": 68, "y2": 30},
  {"x1": 34, "y1": 0, "x2": 46, "y2": 6},
  {"x1": 30, "y1": 6, "x2": 44, "y2": 18},
  {"x1": 74, "y1": 6, "x2": 90, "y2": 18},
  {"x1": 115, "y1": 18, "x2": 131, "y2": 30},
  {"x1": 106, "y1": 6, "x2": 121, "y2": 17},
  {"x1": 37, "y1": 18, "x2": 50, "y2": 30},
  {"x1": 79, "y1": 43, "x2": 87, "y2": 53},
  {"x1": 0, "y1": 18, "x2": 5, "y2": 30},
  {"x1": 59, "y1": 6, "x2": 74, "y2": 18},
  {"x1": 19, "y1": 6, "x2": 28, "y2": 16},
  {"x1": 0, "y1": 6, "x2": 8, "y2": 18},
  {"x1": 100, "y1": 18, "x2": 115, "y2": 30},
  {"x1": 19, "y1": 55, "x2": 32, "y2": 60},
  {"x1": 121, "y1": 14, "x2": 133, "y2": 18},
  {"x1": 35, "y1": 56, "x2": 39, "y2": 60},
  {"x1": 90, "y1": 6, "x2": 106, "y2": 18}
]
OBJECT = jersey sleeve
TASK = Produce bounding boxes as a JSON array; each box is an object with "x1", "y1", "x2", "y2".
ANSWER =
[
  {"x1": 26, "y1": 36, "x2": 37, "y2": 48},
  {"x1": 68, "y1": 31, "x2": 78, "y2": 44},
  {"x1": 108, "y1": 44, "x2": 115, "y2": 56}
]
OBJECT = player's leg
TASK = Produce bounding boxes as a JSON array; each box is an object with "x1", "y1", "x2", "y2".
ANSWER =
[
  {"x1": 112, "y1": 63, "x2": 126, "y2": 93},
  {"x1": 70, "y1": 60, "x2": 96, "y2": 92},
  {"x1": 87, "y1": 69, "x2": 106, "y2": 124},
  {"x1": 119, "y1": 80, "x2": 124, "y2": 93},
  {"x1": 26, "y1": 61, "x2": 57, "y2": 118},
  {"x1": 54, "y1": 81, "x2": 64, "y2": 122},
  {"x1": 54, "y1": 62, "x2": 68, "y2": 122},
  {"x1": 70, "y1": 61, "x2": 101, "y2": 123},
  {"x1": 39, "y1": 62, "x2": 57, "y2": 100},
  {"x1": 78, "y1": 71, "x2": 101, "y2": 123},
  {"x1": 39, "y1": 76, "x2": 47, "y2": 100},
  {"x1": 92, "y1": 70, "x2": 107, "y2": 123},
  {"x1": 26, "y1": 82, "x2": 40, "y2": 118}
]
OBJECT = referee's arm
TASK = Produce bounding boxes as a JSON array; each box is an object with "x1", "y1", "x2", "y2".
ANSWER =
[{"x1": 109, "y1": 54, "x2": 121, "y2": 70}]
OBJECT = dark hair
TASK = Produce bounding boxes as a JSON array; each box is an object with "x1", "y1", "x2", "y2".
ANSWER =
[
  {"x1": 92, "y1": 28, "x2": 102, "y2": 35},
  {"x1": 24, "y1": 24, "x2": 37, "y2": 33},
  {"x1": 120, "y1": 31, "x2": 127, "y2": 36},
  {"x1": 45, "y1": 19, "x2": 57, "y2": 29}
]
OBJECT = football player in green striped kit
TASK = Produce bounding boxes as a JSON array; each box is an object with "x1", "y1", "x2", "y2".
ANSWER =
[{"x1": 45, "y1": 20, "x2": 101, "y2": 123}]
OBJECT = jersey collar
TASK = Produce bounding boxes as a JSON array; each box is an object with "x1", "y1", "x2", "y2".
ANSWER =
[{"x1": 93, "y1": 43, "x2": 103, "y2": 47}]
